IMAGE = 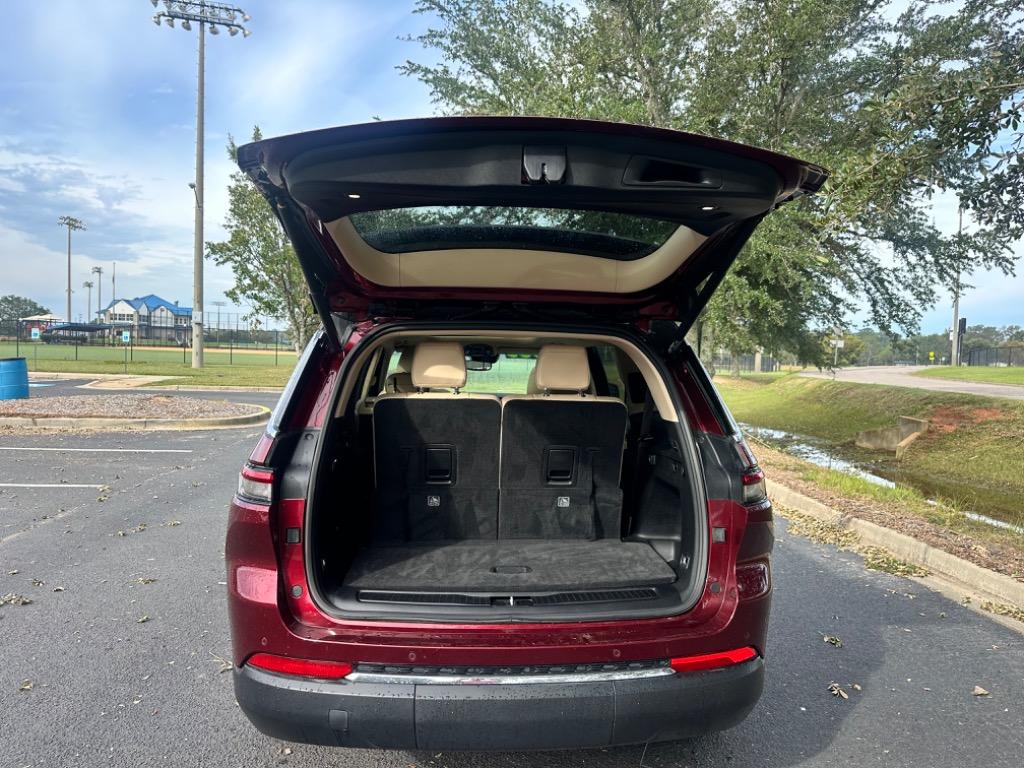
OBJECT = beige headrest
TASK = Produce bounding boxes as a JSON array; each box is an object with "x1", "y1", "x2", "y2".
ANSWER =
[
  {"x1": 411, "y1": 342, "x2": 466, "y2": 390},
  {"x1": 534, "y1": 345, "x2": 590, "y2": 393},
  {"x1": 526, "y1": 366, "x2": 541, "y2": 395}
]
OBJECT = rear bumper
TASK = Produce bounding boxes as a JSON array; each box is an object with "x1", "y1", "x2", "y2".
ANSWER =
[{"x1": 234, "y1": 657, "x2": 764, "y2": 750}]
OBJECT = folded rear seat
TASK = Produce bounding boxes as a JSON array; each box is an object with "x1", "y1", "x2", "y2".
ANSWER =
[
  {"x1": 499, "y1": 345, "x2": 628, "y2": 539},
  {"x1": 373, "y1": 342, "x2": 501, "y2": 541}
]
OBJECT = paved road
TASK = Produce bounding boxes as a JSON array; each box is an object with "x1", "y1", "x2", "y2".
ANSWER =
[
  {"x1": 1, "y1": 428, "x2": 1022, "y2": 767},
  {"x1": 801, "y1": 365, "x2": 1024, "y2": 400}
]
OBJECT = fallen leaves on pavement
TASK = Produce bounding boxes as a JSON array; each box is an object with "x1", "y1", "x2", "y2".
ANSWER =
[
  {"x1": 827, "y1": 682, "x2": 849, "y2": 699},
  {"x1": 210, "y1": 651, "x2": 233, "y2": 674},
  {"x1": 973, "y1": 686, "x2": 990, "y2": 697},
  {"x1": 821, "y1": 633, "x2": 843, "y2": 648},
  {"x1": 0, "y1": 593, "x2": 32, "y2": 606}
]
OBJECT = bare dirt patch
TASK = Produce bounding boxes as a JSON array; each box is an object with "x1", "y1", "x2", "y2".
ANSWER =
[
  {"x1": 924, "y1": 405, "x2": 1004, "y2": 434},
  {"x1": 0, "y1": 394, "x2": 261, "y2": 421}
]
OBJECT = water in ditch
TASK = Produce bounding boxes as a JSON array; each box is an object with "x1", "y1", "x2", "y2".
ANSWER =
[{"x1": 740, "y1": 423, "x2": 1024, "y2": 536}]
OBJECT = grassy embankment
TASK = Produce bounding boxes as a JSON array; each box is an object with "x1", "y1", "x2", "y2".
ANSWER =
[
  {"x1": 714, "y1": 373, "x2": 1024, "y2": 544},
  {"x1": 0, "y1": 342, "x2": 296, "y2": 388},
  {"x1": 914, "y1": 365, "x2": 1024, "y2": 386}
]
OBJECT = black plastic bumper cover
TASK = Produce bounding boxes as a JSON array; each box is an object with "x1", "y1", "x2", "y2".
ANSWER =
[{"x1": 234, "y1": 657, "x2": 764, "y2": 750}]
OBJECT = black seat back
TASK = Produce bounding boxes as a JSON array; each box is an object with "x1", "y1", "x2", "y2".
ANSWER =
[
  {"x1": 373, "y1": 342, "x2": 500, "y2": 541},
  {"x1": 499, "y1": 346, "x2": 627, "y2": 539}
]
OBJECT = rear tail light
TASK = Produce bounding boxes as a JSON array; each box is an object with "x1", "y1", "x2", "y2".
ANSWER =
[
  {"x1": 247, "y1": 653, "x2": 353, "y2": 680},
  {"x1": 736, "y1": 560, "x2": 771, "y2": 600},
  {"x1": 741, "y1": 468, "x2": 767, "y2": 503},
  {"x1": 237, "y1": 464, "x2": 274, "y2": 505},
  {"x1": 734, "y1": 436, "x2": 767, "y2": 503},
  {"x1": 248, "y1": 432, "x2": 275, "y2": 464},
  {"x1": 670, "y1": 646, "x2": 758, "y2": 673}
]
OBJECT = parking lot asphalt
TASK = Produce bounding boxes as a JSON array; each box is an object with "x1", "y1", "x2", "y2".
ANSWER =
[{"x1": 1, "y1": 427, "x2": 1022, "y2": 768}]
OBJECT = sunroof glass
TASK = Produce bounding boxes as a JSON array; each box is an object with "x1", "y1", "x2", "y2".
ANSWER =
[{"x1": 348, "y1": 206, "x2": 680, "y2": 261}]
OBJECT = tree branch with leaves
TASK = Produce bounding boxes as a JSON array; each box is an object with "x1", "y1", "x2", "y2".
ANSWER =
[{"x1": 206, "y1": 127, "x2": 319, "y2": 352}]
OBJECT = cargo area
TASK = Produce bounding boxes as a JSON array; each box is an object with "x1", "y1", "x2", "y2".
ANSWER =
[{"x1": 306, "y1": 332, "x2": 706, "y2": 621}]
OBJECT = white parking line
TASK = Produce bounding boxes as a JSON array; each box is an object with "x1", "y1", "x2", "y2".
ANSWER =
[
  {"x1": 0, "y1": 483, "x2": 106, "y2": 489},
  {"x1": 0, "y1": 447, "x2": 192, "y2": 454}
]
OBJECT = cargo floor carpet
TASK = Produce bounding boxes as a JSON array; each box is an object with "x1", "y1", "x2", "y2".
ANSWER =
[{"x1": 342, "y1": 539, "x2": 676, "y2": 593}]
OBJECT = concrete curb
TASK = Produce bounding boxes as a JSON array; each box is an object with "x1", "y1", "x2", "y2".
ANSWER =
[
  {"x1": 770, "y1": 482, "x2": 1024, "y2": 610},
  {"x1": 0, "y1": 405, "x2": 270, "y2": 431}
]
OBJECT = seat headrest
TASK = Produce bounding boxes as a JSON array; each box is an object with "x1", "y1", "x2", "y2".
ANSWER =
[
  {"x1": 534, "y1": 345, "x2": 590, "y2": 393},
  {"x1": 411, "y1": 342, "x2": 467, "y2": 390}
]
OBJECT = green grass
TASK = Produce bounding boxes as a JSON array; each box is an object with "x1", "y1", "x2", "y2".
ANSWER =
[
  {"x1": 715, "y1": 375, "x2": 1024, "y2": 527},
  {"x1": 914, "y1": 365, "x2": 1024, "y2": 386},
  {"x1": 1, "y1": 342, "x2": 296, "y2": 388},
  {"x1": 463, "y1": 356, "x2": 535, "y2": 393}
]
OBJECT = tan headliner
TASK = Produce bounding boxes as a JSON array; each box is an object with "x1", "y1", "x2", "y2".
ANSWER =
[
  {"x1": 339, "y1": 329, "x2": 678, "y2": 423},
  {"x1": 324, "y1": 217, "x2": 706, "y2": 294}
]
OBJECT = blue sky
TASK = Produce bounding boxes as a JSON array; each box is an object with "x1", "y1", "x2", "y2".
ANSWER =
[{"x1": 0, "y1": 0, "x2": 1019, "y2": 334}]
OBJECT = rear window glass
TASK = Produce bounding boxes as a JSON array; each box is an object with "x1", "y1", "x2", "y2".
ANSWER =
[
  {"x1": 382, "y1": 346, "x2": 625, "y2": 396},
  {"x1": 348, "y1": 206, "x2": 679, "y2": 261},
  {"x1": 465, "y1": 354, "x2": 536, "y2": 394}
]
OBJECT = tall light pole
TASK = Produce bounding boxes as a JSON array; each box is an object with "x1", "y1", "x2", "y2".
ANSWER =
[
  {"x1": 212, "y1": 299, "x2": 227, "y2": 340},
  {"x1": 950, "y1": 207, "x2": 962, "y2": 367},
  {"x1": 58, "y1": 216, "x2": 86, "y2": 323},
  {"x1": 150, "y1": 0, "x2": 251, "y2": 368},
  {"x1": 91, "y1": 265, "x2": 104, "y2": 318},
  {"x1": 83, "y1": 281, "x2": 94, "y2": 322}
]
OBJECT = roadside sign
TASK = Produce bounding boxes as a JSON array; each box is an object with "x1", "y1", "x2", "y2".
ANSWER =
[
  {"x1": 929, "y1": 351, "x2": 935, "y2": 362},
  {"x1": 30, "y1": 328, "x2": 40, "y2": 340},
  {"x1": 122, "y1": 330, "x2": 131, "y2": 344}
]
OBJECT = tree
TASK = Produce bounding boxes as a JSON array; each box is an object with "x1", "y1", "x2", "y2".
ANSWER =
[
  {"x1": 206, "y1": 127, "x2": 319, "y2": 352},
  {"x1": 0, "y1": 295, "x2": 50, "y2": 322},
  {"x1": 401, "y1": 0, "x2": 1024, "y2": 365}
]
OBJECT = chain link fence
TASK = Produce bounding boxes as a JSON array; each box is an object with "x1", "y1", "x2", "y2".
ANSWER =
[
  {"x1": 0, "y1": 314, "x2": 297, "y2": 369},
  {"x1": 709, "y1": 350, "x2": 783, "y2": 373},
  {"x1": 0, "y1": 314, "x2": 292, "y2": 351},
  {"x1": 965, "y1": 345, "x2": 1024, "y2": 367}
]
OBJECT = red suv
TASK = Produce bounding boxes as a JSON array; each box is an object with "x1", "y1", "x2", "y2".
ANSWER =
[{"x1": 225, "y1": 117, "x2": 826, "y2": 750}]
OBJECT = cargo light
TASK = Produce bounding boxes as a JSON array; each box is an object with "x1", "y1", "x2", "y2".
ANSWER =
[
  {"x1": 248, "y1": 653, "x2": 353, "y2": 680},
  {"x1": 670, "y1": 646, "x2": 758, "y2": 673}
]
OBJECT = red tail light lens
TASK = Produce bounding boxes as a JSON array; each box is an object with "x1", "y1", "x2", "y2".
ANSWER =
[
  {"x1": 670, "y1": 646, "x2": 758, "y2": 673},
  {"x1": 741, "y1": 468, "x2": 767, "y2": 503},
  {"x1": 247, "y1": 653, "x2": 353, "y2": 680},
  {"x1": 736, "y1": 560, "x2": 771, "y2": 600},
  {"x1": 734, "y1": 435, "x2": 767, "y2": 503},
  {"x1": 248, "y1": 432, "x2": 275, "y2": 464},
  {"x1": 237, "y1": 464, "x2": 274, "y2": 504}
]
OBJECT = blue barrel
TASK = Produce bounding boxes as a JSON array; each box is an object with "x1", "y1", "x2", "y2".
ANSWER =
[{"x1": 0, "y1": 357, "x2": 29, "y2": 400}]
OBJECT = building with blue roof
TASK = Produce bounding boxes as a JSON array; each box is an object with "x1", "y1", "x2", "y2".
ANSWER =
[{"x1": 97, "y1": 294, "x2": 192, "y2": 343}]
